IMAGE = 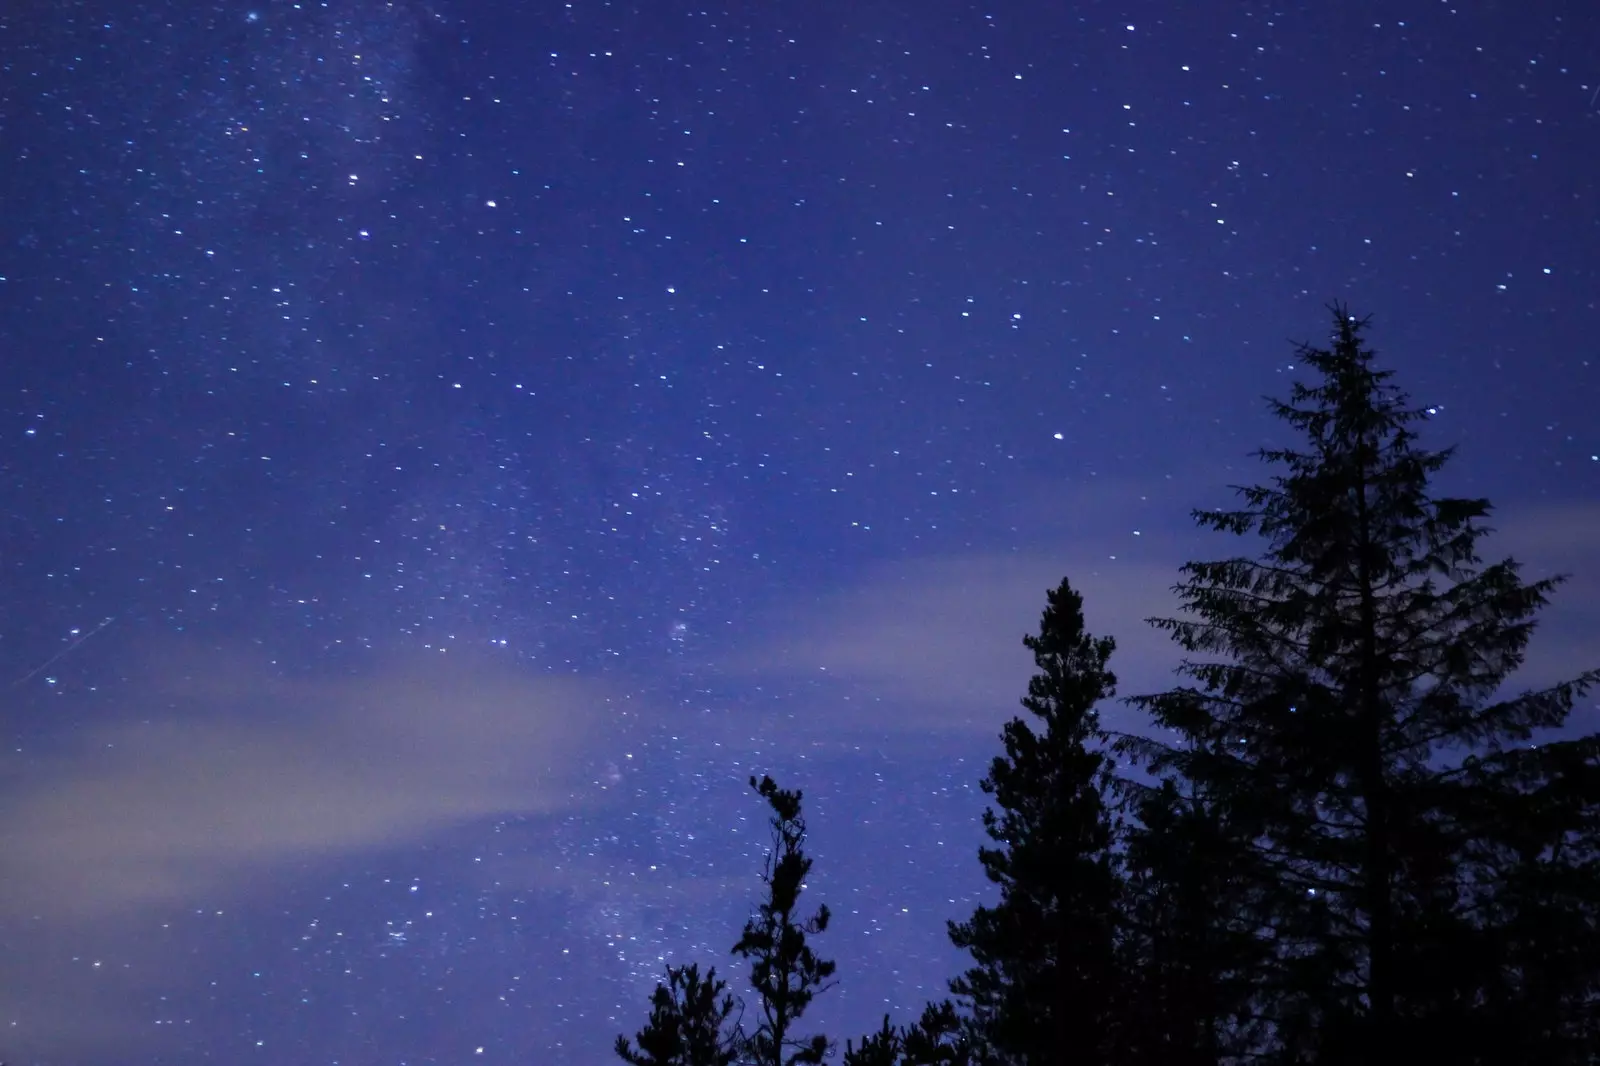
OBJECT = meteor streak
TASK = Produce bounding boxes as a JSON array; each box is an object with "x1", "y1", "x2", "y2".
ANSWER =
[{"x1": 11, "y1": 616, "x2": 116, "y2": 688}]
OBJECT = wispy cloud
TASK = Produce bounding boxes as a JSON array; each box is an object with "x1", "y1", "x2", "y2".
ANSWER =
[
  {"x1": 1495, "y1": 500, "x2": 1600, "y2": 696},
  {"x1": 711, "y1": 493, "x2": 1600, "y2": 737},
  {"x1": 717, "y1": 551, "x2": 1186, "y2": 735},
  {"x1": 0, "y1": 642, "x2": 614, "y2": 920}
]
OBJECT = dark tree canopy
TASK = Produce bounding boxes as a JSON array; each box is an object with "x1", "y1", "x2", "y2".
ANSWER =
[
  {"x1": 619, "y1": 304, "x2": 1599, "y2": 1066},
  {"x1": 947, "y1": 577, "x2": 1123, "y2": 1066},
  {"x1": 1121, "y1": 305, "x2": 1600, "y2": 1062},
  {"x1": 843, "y1": 1002, "x2": 974, "y2": 1066},
  {"x1": 615, "y1": 963, "x2": 740, "y2": 1066},
  {"x1": 1115, "y1": 776, "x2": 1276, "y2": 1065}
]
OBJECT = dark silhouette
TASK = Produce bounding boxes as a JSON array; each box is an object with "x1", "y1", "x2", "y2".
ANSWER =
[
  {"x1": 946, "y1": 577, "x2": 1122, "y2": 1065},
  {"x1": 615, "y1": 963, "x2": 741, "y2": 1066},
  {"x1": 1116, "y1": 776, "x2": 1273, "y2": 1065},
  {"x1": 733, "y1": 774, "x2": 837, "y2": 1066},
  {"x1": 615, "y1": 774, "x2": 835, "y2": 1066},
  {"x1": 842, "y1": 1002, "x2": 973, "y2": 1066},
  {"x1": 617, "y1": 305, "x2": 1599, "y2": 1066},
  {"x1": 845, "y1": 1016, "x2": 906, "y2": 1066},
  {"x1": 1119, "y1": 305, "x2": 1600, "y2": 1062}
]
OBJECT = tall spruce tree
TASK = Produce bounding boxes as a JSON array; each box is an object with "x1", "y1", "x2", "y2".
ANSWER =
[
  {"x1": 615, "y1": 963, "x2": 741, "y2": 1066},
  {"x1": 947, "y1": 577, "x2": 1122, "y2": 1066},
  {"x1": 1121, "y1": 305, "x2": 1600, "y2": 1062},
  {"x1": 733, "y1": 774, "x2": 837, "y2": 1066}
]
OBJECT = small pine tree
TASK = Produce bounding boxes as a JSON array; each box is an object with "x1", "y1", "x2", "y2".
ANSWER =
[
  {"x1": 732, "y1": 775, "x2": 837, "y2": 1066},
  {"x1": 615, "y1": 963, "x2": 740, "y2": 1066},
  {"x1": 843, "y1": 1016, "x2": 902, "y2": 1066},
  {"x1": 947, "y1": 577, "x2": 1123, "y2": 1065},
  {"x1": 899, "y1": 1001, "x2": 975, "y2": 1066},
  {"x1": 843, "y1": 1002, "x2": 974, "y2": 1066},
  {"x1": 1122, "y1": 304, "x2": 1600, "y2": 1061}
]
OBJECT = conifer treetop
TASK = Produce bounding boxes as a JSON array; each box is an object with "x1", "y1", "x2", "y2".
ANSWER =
[
  {"x1": 733, "y1": 775, "x2": 836, "y2": 1066},
  {"x1": 1121, "y1": 303, "x2": 1599, "y2": 1060}
]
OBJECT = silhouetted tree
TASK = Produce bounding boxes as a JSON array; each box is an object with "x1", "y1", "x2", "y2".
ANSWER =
[
  {"x1": 1115, "y1": 766, "x2": 1300, "y2": 1066},
  {"x1": 844, "y1": 1016, "x2": 903, "y2": 1066},
  {"x1": 900, "y1": 1002, "x2": 975, "y2": 1066},
  {"x1": 947, "y1": 577, "x2": 1123, "y2": 1066},
  {"x1": 732, "y1": 774, "x2": 837, "y2": 1066},
  {"x1": 843, "y1": 1002, "x2": 974, "y2": 1066},
  {"x1": 615, "y1": 963, "x2": 741, "y2": 1066},
  {"x1": 1415, "y1": 730, "x2": 1600, "y2": 1062},
  {"x1": 1120, "y1": 305, "x2": 1600, "y2": 1062}
]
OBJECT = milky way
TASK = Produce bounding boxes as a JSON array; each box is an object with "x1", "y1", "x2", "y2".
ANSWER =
[{"x1": 1, "y1": 1, "x2": 1596, "y2": 1062}]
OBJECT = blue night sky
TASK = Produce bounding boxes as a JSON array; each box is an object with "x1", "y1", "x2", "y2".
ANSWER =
[{"x1": 1, "y1": 1, "x2": 1597, "y2": 1062}]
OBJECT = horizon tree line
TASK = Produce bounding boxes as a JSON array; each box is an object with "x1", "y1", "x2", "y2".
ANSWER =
[{"x1": 615, "y1": 305, "x2": 1600, "y2": 1065}]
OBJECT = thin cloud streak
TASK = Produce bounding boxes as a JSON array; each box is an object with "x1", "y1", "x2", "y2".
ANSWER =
[
  {"x1": 712, "y1": 497, "x2": 1599, "y2": 737},
  {"x1": 718, "y1": 551, "x2": 1185, "y2": 734},
  {"x1": 0, "y1": 643, "x2": 614, "y2": 920},
  {"x1": 1496, "y1": 501, "x2": 1600, "y2": 700}
]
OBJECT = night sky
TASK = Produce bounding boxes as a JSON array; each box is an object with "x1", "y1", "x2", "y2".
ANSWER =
[{"x1": 2, "y1": 1, "x2": 1597, "y2": 1062}]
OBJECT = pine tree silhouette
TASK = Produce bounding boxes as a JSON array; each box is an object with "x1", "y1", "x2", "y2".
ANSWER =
[
  {"x1": 732, "y1": 775, "x2": 836, "y2": 1066},
  {"x1": 1121, "y1": 304, "x2": 1600, "y2": 1062},
  {"x1": 947, "y1": 577, "x2": 1123, "y2": 1066},
  {"x1": 615, "y1": 963, "x2": 740, "y2": 1066},
  {"x1": 843, "y1": 1002, "x2": 973, "y2": 1066}
]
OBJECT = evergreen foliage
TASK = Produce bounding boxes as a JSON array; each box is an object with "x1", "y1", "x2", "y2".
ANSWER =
[
  {"x1": 947, "y1": 578, "x2": 1123, "y2": 1065},
  {"x1": 842, "y1": 1002, "x2": 974, "y2": 1066},
  {"x1": 843, "y1": 1016, "x2": 903, "y2": 1066},
  {"x1": 1115, "y1": 777, "x2": 1273, "y2": 1064},
  {"x1": 732, "y1": 775, "x2": 837, "y2": 1066},
  {"x1": 618, "y1": 304, "x2": 1599, "y2": 1066},
  {"x1": 618, "y1": 775, "x2": 834, "y2": 1066},
  {"x1": 615, "y1": 963, "x2": 741, "y2": 1066},
  {"x1": 1119, "y1": 304, "x2": 1600, "y2": 1062}
]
